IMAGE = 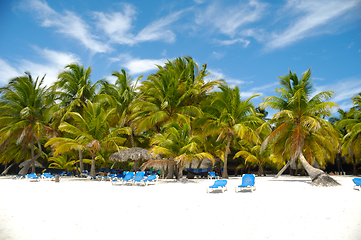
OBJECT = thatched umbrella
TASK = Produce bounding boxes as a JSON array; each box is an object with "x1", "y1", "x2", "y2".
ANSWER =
[
  {"x1": 19, "y1": 159, "x2": 43, "y2": 168},
  {"x1": 109, "y1": 147, "x2": 154, "y2": 171},
  {"x1": 140, "y1": 159, "x2": 176, "y2": 179}
]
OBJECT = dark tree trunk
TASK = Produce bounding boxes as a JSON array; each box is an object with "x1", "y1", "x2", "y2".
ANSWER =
[
  {"x1": 335, "y1": 153, "x2": 344, "y2": 173},
  {"x1": 258, "y1": 163, "x2": 264, "y2": 176},
  {"x1": 1, "y1": 163, "x2": 15, "y2": 175},
  {"x1": 90, "y1": 151, "x2": 96, "y2": 177},
  {"x1": 222, "y1": 134, "x2": 232, "y2": 179},
  {"x1": 79, "y1": 150, "x2": 84, "y2": 173},
  {"x1": 274, "y1": 158, "x2": 293, "y2": 178},
  {"x1": 299, "y1": 153, "x2": 340, "y2": 187},
  {"x1": 352, "y1": 155, "x2": 357, "y2": 176},
  {"x1": 31, "y1": 139, "x2": 35, "y2": 173},
  {"x1": 18, "y1": 137, "x2": 42, "y2": 175}
]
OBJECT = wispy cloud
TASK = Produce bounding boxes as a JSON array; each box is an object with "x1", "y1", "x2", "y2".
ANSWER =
[
  {"x1": 215, "y1": 38, "x2": 250, "y2": 47},
  {"x1": 266, "y1": 0, "x2": 361, "y2": 51},
  {"x1": 195, "y1": 0, "x2": 266, "y2": 37},
  {"x1": 0, "y1": 47, "x2": 79, "y2": 87},
  {"x1": 110, "y1": 54, "x2": 167, "y2": 75},
  {"x1": 23, "y1": 0, "x2": 111, "y2": 53}
]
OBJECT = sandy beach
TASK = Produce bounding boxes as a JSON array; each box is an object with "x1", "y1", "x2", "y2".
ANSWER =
[{"x1": 0, "y1": 175, "x2": 360, "y2": 240}]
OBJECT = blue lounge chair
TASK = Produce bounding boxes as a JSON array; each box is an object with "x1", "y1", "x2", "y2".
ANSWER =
[
  {"x1": 235, "y1": 174, "x2": 256, "y2": 192},
  {"x1": 41, "y1": 172, "x2": 55, "y2": 181},
  {"x1": 26, "y1": 173, "x2": 40, "y2": 182},
  {"x1": 141, "y1": 174, "x2": 158, "y2": 186},
  {"x1": 352, "y1": 178, "x2": 361, "y2": 191},
  {"x1": 208, "y1": 171, "x2": 219, "y2": 179},
  {"x1": 130, "y1": 171, "x2": 145, "y2": 185},
  {"x1": 207, "y1": 179, "x2": 227, "y2": 193},
  {"x1": 112, "y1": 172, "x2": 134, "y2": 185}
]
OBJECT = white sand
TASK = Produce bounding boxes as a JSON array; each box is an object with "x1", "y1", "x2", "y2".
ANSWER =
[{"x1": 0, "y1": 175, "x2": 360, "y2": 240}]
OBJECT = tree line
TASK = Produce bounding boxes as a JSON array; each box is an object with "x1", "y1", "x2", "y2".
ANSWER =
[{"x1": 0, "y1": 57, "x2": 360, "y2": 185}]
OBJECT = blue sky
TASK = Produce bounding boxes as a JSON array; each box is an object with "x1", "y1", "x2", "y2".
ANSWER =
[{"x1": 1, "y1": 0, "x2": 361, "y2": 114}]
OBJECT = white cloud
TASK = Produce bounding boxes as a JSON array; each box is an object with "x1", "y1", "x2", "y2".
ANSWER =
[
  {"x1": 110, "y1": 54, "x2": 167, "y2": 75},
  {"x1": 215, "y1": 38, "x2": 250, "y2": 47},
  {"x1": 195, "y1": 0, "x2": 266, "y2": 37},
  {"x1": 0, "y1": 47, "x2": 79, "y2": 87},
  {"x1": 93, "y1": 4, "x2": 136, "y2": 45},
  {"x1": 266, "y1": 0, "x2": 360, "y2": 51},
  {"x1": 135, "y1": 11, "x2": 183, "y2": 43},
  {"x1": 0, "y1": 59, "x2": 21, "y2": 85},
  {"x1": 24, "y1": 0, "x2": 111, "y2": 53}
]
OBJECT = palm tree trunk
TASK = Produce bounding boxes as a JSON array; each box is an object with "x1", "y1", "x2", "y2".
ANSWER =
[
  {"x1": 1, "y1": 163, "x2": 15, "y2": 175},
  {"x1": 31, "y1": 138, "x2": 35, "y2": 173},
  {"x1": 79, "y1": 150, "x2": 84, "y2": 173},
  {"x1": 90, "y1": 151, "x2": 96, "y2": 177},
  {"x1": 18, "y1": 137, "x2": 43, "y2": 175},
  {"x1": 222, "y1": 134, "x2": 232, "y2": 178},
  {"x1": 299, "y1": 153, "x2": 340, "y2": 186},
  {"x1": 352, "y1": 155, "x2": 357, "y2": 176},
  {"x1": 274, "y1": 158, "x2": 293, "y2": 178}
]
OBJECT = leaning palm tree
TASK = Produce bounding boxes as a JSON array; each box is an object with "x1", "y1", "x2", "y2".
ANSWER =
[
  {"x1": 45, "y1": 101, "x2": 131, "y2": 176},
  {"x1": 0, "y1": 72, "x2": 56, "y2": 174},
  {"x1": 260, "y1": 68, "x2": 340, "y2": 186},
  {"x1": 196, "y1": 84, "x2": 262, "y2": 178}
]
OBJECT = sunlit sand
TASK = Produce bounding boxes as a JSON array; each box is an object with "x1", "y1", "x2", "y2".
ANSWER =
[{"x1": 0, "y1": 175, "x2": 360, "y2": 240}]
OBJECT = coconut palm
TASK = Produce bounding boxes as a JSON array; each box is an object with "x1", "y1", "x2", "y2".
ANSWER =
[
  {"x1": 0, "y1": 72, "x2": 56, "y2": 174},
  {"x1": 97, "y1": 69, "x2": 142, "y2": 147},
  {"x1": 51, "y1": 63, "x2": 101, "y2": 172},
  {"x1": 45, "y1": 101, "x2": 131, "y2": 176},
  {"x1": 150, "y1": 122, "x2": 214, "y2": 178},
  {"x1": 260, "y1": 68, "x2": 340, "y2": 186},
  {"x1": 130, "y1": 57, "x2": 221, "y2": 134},
  {"x1": 336, "y1": 93, "x2": 361, "y2": 175},
  {"x1": 196, "y1": 84, "x2": 262, "y2": 178}
]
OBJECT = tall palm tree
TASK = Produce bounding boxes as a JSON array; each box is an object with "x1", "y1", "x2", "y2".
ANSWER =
[
  {"x1": 130, "y1": 57, "x2": 221, "y2": 134},
  {"x1": 196, "y1": 84, "x2": 262, "y2": 178},
  {"x1": 150, "y1": 122, "x2": 214, "y2": 178},
  {"x1": 0, "y1": 72, "x2": 56, "y2": 174},
  {"x1": 336, "y1": 93, "x2": 361, "y2": 175},
  {"x1": 51, "y1": 63, "x2": 100, "y2": 172},
  {"x1": 260, "y1": 68, "x2": 340, "y2": 186},
  {"x1": 97, "y1": 69, "x2": 141, "y2": 147},
  {"x1": 45, "y1": 101, "x2": 130, "y2": 176}
]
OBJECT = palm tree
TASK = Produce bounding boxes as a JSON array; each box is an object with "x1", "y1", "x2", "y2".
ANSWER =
[
  {"x1": 0, "y1": 72, "x2": 56, "y2": 174},
  {"x1": 336, "y1": 93, "x2": 361, "y2": 175},
  {"x1": 45, "y1": 101, "x2": 130, "y2": 176},
  {"x1": 196, "y1": 84, "x2": 262, "y2": 178},
  {"x1": 51, "y1": 63, "x2": 100, "y2": 173},
  {"x1": 130, "y1": 57, "x2": 221, "y2": 134},
  {"x1": 260, "y1": 68, "x2": 340, "y2": 186},
  {"x1": 150, "y1": 122, "x2": 214, "y2": 178},
  {"x1": 97, "y1": 69, "x2": 141, "y2": 147}
]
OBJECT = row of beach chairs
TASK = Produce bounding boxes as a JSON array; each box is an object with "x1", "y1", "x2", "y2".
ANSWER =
[
  {"x1": 12, "y1": 172, "x2": 73, "y2": 181},
  {"x1": 110, "y1": 171, "x2": 158, "y2": 186}
]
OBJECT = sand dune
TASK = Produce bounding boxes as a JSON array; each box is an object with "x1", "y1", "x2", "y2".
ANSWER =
[{"x1": 0, "y1": 175, "x2": 360, "y2": 240}]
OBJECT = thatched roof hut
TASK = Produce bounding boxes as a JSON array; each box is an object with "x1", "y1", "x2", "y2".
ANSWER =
[
  {"x1": 19, "y1": 159, "x2": 43, "y2": 168},
  {"x1": 109, "y1": 147, "x2": 153, "y2": 162}
]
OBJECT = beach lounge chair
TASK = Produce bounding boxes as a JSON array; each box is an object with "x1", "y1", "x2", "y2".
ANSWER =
[
  {"x1": 41, "y1": 172, "x2": 55, "y2": 181},
  {"x1": 141, "y1": 174, "x2": 158, "y2": 186},
  {"x1": 130, "y1": 171, "x2": 145, "y2": 185},
  {"x1": 352, "y1": 178, "x2": 361, "y2": 191},
  {"x1": 208, "y1": 171, "x2": 219, "y2": 179},
  {"x1": 207, "y1": 180, "x2": 227, "y2": 193},
  {"x1": 26, "y1": 173, "x2": 40, "y2": 182},
  {"x1": 112, "y1": 172, "x2": 134, "y2": 185},
  {"x1": 110, "y1": 172, "x2": 128, "y2": 184},
  {"x1": 235, "y1": 174, "x2": 256, "y2": 192}
]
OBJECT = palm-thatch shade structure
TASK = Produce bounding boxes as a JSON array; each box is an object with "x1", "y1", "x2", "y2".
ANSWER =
[
  {"x1": 19, "y1": 159, "x2": 43, "y2": 168},
  {"x1": 109, "y1": 147, "x2": 154, "y2": 162},
  {"x1": 140, "y1": 159, "x2": 176, "y2": 171}
]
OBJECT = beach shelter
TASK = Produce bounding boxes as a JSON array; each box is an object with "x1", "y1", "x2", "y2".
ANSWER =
[
  {"x1": 140, "y1": 159, "x2": 176, "y2": 179},
  {"x1": 109, "y1": 147, "x2": 154, "y2": 171}
]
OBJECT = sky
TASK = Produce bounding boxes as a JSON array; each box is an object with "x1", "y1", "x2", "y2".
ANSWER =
[{"x1": 0, "y1": 0, "x2": 361, "y2": 115}]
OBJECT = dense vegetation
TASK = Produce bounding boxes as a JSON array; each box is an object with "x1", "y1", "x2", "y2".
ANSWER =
[{"x1": 0, "y1": 57, "x2": 360, "y2": 184}]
